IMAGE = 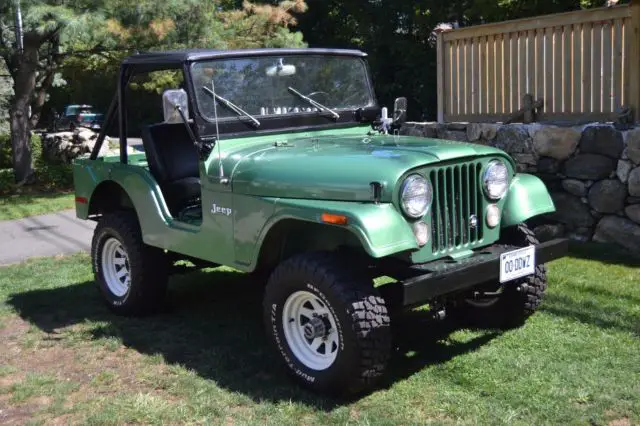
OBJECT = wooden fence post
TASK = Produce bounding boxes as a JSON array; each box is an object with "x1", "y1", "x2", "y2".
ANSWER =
[
  {"x1": 437, "y1": 32, "x2": 445, "y2": 123},
  {"x1": 628, "y1": 0, "x2": 640, "y2": 122}
]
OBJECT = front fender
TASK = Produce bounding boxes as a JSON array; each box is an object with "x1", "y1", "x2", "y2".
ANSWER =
[
  {"x1": 502, "y1": 174, "x2": 555, "y2": 228},
  {"x1": 254, "y1": 199, "x2": 418, "y2": 262}
]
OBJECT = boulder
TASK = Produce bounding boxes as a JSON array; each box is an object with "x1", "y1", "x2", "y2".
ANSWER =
[
  {"x1": 568, "y1": 227, "x2": 593, "y2": 242},
  {"x1": 563, "y1": 154, "x2": 616, "y2": 180},
  {"x1": 77, "y1": 129, "x2": 96, "y2": 143},
  {"x1": 617, "y1": 160, "x2": 633, "y2": 183},
  {"x1": 481, "y1": 123, "x2": 500, "y2": 141},
  {"x1": 628, "y1": 197, "x2": 640, "y2": 204},
  {"x1": 549, "y1": 192, "x2": 595, "y2": 228},
  {"x1": 629, "y1": 167, "x2": 640, "y2": 196},
  {"x1": 439, "y1": 130, "x2": 468, "y2": 142},
  {"x1": 626, "y1": 127, "x2": 640, "y2": 164},
  {"x1": 538, "y1": 157, "x2": 560, "y2": 174},
  {"x1": 534, "y1": 223, "x2": 566, "y2": 242},
  {"x1": 579, "y1": 125, "x2": 624, "y2": 158},
  {"x1": 561, "y1": 179, "x2": 587, "y2": 197},
  {"x1": 402, "y1": 122, "x2": 438, "y2": 138},
  {"x1": 494, "y1": 124, "x2": 533, "y2": 155},
  {"x1": 466, "y1": 123, "x2": 483, "y2": 141},
  {"x1": 587, "y1": 180, "x2": 627, "y2": 213},
  {"x1": 593, "y1": 216, "x2": 640, "y2": 253},
  {"x1": 532, "y1": 126, "x2": 581, "y2": 160},
  {"x1": 626, "y1": 204, "x2": 640, "y2": 224}
]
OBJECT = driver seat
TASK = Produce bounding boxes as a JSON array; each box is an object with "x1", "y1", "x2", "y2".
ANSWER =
[{"x1": 141, "y1": 123, "x2": 201, "y2": 217}]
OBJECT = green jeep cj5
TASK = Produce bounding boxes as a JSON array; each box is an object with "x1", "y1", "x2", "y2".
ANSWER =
[{"x1": 72, "y1": 48, "x2": 567, "y2": 395}]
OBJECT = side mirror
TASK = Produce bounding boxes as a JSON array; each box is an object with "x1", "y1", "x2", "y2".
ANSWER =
[
  {"x1": 393, "y1": 97, "x2": 408, "y2": 124},
  {"x1": 163, "y1": 89, "x2": 189, "y2": 123},
  {"x1": 393, "y1": 97, "x2": 407, "y2": 124}
]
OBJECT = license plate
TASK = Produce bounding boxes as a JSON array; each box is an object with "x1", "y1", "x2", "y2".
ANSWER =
[{"x1": 499, "y1": 246, "x2": 536, "y2": 283}]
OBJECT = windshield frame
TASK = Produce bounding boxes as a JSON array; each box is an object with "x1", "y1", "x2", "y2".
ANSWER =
[{"x1": 187, "y1": 53, "x2": 378, "y2": 130}]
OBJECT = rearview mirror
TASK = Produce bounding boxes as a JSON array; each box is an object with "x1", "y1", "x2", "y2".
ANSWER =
[
  {"x1": 162, "y1": 89, "x2": 189, "y2": 123},
  {"x1": 393, "y1": 97, "x2": 408, "y2": 124},
  {"x1": 266, "y1": 58, "x2": 296, "y2": 77}
]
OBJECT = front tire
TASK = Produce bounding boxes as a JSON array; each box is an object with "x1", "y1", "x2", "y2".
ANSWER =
[
  {"x1": 92, "y1": 212, "x2": 168, "y2": 316},
  {"x1": 448, "y1": 224, "x2": 547, "y2": 328},
  {"x1": 263, "y1": 253, "x2": 391, "y2": 396}
]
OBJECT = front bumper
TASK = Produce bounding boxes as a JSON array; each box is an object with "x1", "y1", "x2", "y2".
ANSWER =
[{"x1": 380, "y1": 238, "x2": 569, "y2": 309}]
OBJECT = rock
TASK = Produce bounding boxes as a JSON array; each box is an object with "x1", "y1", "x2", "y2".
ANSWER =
[
  {"x1": 563, "y1": 154, "x2": 616, "y2": 180},
  {"x1": 626, "y1": 204, "x2": 640, "y2": 224},
  {"x1": 561, "y1": 179, "x2": 587, "y2": 197},
  {"x1": 585, "y1": 180, "x2": 594, "y2": 188},
  {"x1": 446, "y1": 122, "x2": 468, "y2": 131},
  {"x1": 439, "y1": 130, "x2": 468, "y2": 142},
  {"x1": 402, "y1": 122, "x2": 439, "y2": 138},
  {"x1": 617, "y1": 160, "x2": 633, "y2": 183},
  {"x1": 591, "y1": 210, "x2": 604, "y2": 220},
  {"x1": 628, "y1": 197, "x2": 640, "y2": 204},
  {"x1": 629, "y1": 167, "x2": 640, "y2": 196},
  {"x1": 532, "y1": 126, "x2": 581, "y2": 160},
  {"x1": 587, "y1": 180, "x2": 627, "y2": 213},
  {"x1": 534, "y1": 223, "x2": 565, "y2": 242},
  {"x1": 467, "y1": 123, "x2": 483, "y2": 141},
  {"x1": 549, "y1": 192, "x2": 595, "y2": 228},
  {"x1": 513, "y1": 153, "x2": 537, "y2": 166},
  {"x1": 481, "y1": 124, "x2": 499, "y2": 141},
  {"x1": 494, "y1": 124, "x2": 533, "y2": 155},
  {"x1": 77, "y1": 129, "x2": 96, "y2": 143},
  {"x1": 626, "y1": 127, "x2": 640, "y2": 164},
  {"x1": 579, "y1": 125, "x2": 624, "y2": 158},
  {"x1": 569, "y1": 227, "x2": 593, "y2": 242},
  {"x1": 538, "y1": 157, "x2": 560, "y2": 174},
  {"x1": 593, "y1": 216, "x2": 640, "y2": 253}
]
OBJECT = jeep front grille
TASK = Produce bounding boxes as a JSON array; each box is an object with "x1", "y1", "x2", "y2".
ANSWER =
[{"x1": 429, "y1": 162, "x2": 484, "y2": 254}]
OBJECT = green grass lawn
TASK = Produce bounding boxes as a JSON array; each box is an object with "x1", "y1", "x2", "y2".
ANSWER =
[
  {"x1": 0, "y1": 246, "x2": 638, "y2": 425},
  {"x1": 0, "y1": 192, "x2": 74, "y2": 221}
]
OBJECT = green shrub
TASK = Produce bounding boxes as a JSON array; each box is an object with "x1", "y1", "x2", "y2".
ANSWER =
[
  {"x1": 31, "y1": 134, "x2": 73, "y2": 190},
  {"x1": 0, "y1": 133, "x2": 11, "y2": 169}
]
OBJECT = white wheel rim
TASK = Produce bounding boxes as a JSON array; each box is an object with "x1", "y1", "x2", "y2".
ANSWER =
[
  {"x1": 101, "y1": 238, "x2": 131, "y2": 297},
  {"x1": 282, "y1": 290, "x2": 340, "y2": 371}
]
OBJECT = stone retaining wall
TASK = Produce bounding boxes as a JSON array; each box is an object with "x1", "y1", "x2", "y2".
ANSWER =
[{"x1": 401, "y1": 121, "x2": 640, "y2": 254}]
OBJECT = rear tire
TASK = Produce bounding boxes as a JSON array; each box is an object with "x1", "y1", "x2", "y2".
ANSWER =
[
  {"x1": 448, "y1": 223, "x2": 547, "y2": 329},
  {"x1": 91, "y1": 212, "x2": 168, "y2": 316},
  {"x1": 263, "y1": 253, "x2": 391, "y2": 396}
]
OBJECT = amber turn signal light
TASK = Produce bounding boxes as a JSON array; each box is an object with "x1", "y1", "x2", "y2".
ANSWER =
[{"x1": 321, "y1": 213, "x2": 348, "y2": 225}]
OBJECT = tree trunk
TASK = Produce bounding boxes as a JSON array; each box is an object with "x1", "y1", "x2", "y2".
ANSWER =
[{"x1": 9, "y1": 39, "x2": 39, "y2": 184}]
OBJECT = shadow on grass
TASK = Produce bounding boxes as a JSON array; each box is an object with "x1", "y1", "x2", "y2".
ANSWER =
[
  {"x1": 6, "y1": 268, "x2": 498, "y2": 408},
  {"x1": 567, "y1": 241, "x2": 640, "y2": 267}
]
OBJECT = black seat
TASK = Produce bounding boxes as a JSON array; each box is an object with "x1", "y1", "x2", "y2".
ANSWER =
[{"x1": 141, "y1": 123, "x2": 201, "y2": 216}]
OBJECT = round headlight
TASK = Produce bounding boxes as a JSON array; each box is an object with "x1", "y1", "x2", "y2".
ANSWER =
[
  {"x1": 401, "y1": 174, "x2": 432, "y2": 218},
  {"x1": 483, "y1": 160, "x2": 510, "y2": 200}
]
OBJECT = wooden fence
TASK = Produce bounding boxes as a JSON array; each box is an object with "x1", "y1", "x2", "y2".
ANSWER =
[{"x1": 437, "y1": 2, "x2": 640, "y2": 123}]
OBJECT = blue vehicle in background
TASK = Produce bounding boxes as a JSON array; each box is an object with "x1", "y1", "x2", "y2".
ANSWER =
[{"x1": 52, "y1": 104, "x2": 104, "y2": 132}]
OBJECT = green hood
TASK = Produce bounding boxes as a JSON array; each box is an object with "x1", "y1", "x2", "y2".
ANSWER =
[{"x1": 221, "y1": 131, "x2": 511, "y2": 202}]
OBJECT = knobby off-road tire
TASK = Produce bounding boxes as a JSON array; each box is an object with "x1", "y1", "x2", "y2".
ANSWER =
[
  {"x1": 449, "y1": 223, "x2": 547, "y2": 329},
  {"x1": 91, "y1": 212, "x2": 168, "y2": 316},
  {"x1": 263, "y1": 253, "x2": 391, "y2": 396}
]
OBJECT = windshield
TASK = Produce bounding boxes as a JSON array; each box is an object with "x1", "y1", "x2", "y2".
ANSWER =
[{"x1": 191, "y1": 55, "x2": 375, "y2": 122}]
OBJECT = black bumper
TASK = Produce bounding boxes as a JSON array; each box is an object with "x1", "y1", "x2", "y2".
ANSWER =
[{"x1": 380, "y1": 238, "x2": 569, "y2": 309}]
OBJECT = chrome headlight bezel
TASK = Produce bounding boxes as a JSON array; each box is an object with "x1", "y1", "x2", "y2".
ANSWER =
[
  {"x1": 400, "y1": 174, "x2": 433, "y2": 219},
  {"x1": 482, "y1": 160, "x2": 510, "y2": 200}
]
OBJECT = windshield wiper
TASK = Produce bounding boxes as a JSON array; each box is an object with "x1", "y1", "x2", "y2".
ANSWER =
[
  {"x1": 202, "y1": 86, "x2": 261, "y2": 128},
  {"x1": 287, "y1": 87, "x2": 340, "y2": 120}
]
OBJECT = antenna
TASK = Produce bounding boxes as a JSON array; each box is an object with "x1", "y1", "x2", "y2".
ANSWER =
[{"x1": 211, "y1": 78, "x2": 227, "y2": 184}]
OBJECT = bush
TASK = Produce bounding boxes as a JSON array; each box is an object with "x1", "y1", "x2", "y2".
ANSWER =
[
  {"x1": 0, "y1": 134, "x2": 73, "y2": 194},
  {"x1": 0, "y1": 133, "x2": 11, "y2": 169},
  {"x1": 31, "y1": 134, "x2": 73, "y2": 190}
]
